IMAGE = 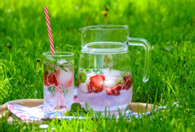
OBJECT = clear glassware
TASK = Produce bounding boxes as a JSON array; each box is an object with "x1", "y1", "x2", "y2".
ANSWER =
[
  {"x1": 77, "y1": 25, "x2": 151, "y2": 115},
  {"x1": 43, "y1": 52, "x2": 74, "y2": 117}
]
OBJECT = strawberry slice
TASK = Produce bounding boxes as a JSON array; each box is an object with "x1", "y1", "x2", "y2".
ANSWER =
[
  {"x1": 112, "y1": 84, "x2": 122, "y2": 91},
  {"x1": 123, "y1": 74, "x2": 132, "y2": 82},
  {"x1": 89, "y1": 74, "x2": 105, "y2": 93},
  {"x1": 105, "y1": 87, "x2": 113, "y2": 95},
  {"x1": 44, "y1": 73, "x2": 50, "y2": 86},
  {"x1": 123, "y1": 79, "x2": 132, "y2": 90},
  {"x1": 111, "y1": 84, "x2": 121, "y2": 96},
  {"x1": 105, "y1": 84, "x2": 122, "y2": 96},
  {"x1": 90, "y1": 75, "x2": 105, "y2": 88},
  {"x1": 123, "y1": 74, "x2": 132, "y2": 90},
  {"x1": 44, "y1": 72, "x2": 59, "y2": 86},
  {"x1": 89, "y1": 81, "x2": 104, "y2": 93},
  {"x1": 87, "y1": 84, "x2": 92, "y2": 93},
  {"x1": 53, "y1": 75, "x2": 59, "y2": 86},
  {"x1": 113, "y1": 90, "x2": 120, "y2": 96}
]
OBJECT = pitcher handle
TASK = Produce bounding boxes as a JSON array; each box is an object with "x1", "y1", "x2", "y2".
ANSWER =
[{"x1": 128, "y1": 37, "x2": 151, "y2": 82}]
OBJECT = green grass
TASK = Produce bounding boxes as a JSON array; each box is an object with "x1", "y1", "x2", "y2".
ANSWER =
[{"x1": 1, "y1": 0, "x2": 195, "y2": 131}]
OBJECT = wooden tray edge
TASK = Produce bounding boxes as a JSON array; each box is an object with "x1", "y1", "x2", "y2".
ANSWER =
[{"x1": 0, "y1": 99, "x2": 158, "y2": 121}]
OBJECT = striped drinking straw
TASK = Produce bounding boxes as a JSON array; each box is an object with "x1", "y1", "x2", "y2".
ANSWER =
[{"x1": 44, "y1": 6, "x2": 55, "y2": 55}]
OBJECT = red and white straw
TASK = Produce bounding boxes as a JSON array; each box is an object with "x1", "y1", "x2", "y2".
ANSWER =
[
  {"x1": 44, "y1": 6, "x2": 55, "y2": 55},
  {"x1": 58, "y1": 86, "x2": 64, "y2": 105}
]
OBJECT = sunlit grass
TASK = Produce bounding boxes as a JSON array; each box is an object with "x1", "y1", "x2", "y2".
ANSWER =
[{"x1": 0, "y1": 0, "x2": 195, "y2": 131}]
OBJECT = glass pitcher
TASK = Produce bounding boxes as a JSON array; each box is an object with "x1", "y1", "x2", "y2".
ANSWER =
[{"x1": 77, "y1": 25, "x2": 151, "y2": 115}]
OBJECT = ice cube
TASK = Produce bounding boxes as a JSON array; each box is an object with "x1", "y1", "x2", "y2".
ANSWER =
[
  {"x1": 79, "y1": 78, "x2": 90, "y2": 93},
  {"x1": 109, "y1": 69, "x2": 121, "y2": 76},
  {"x1": 58, "y1": 68, "x2": 73, "y2": 85},
  {"x1": 102, "y1": 68, "x2": 121, "y2": 77},
  {"x1": 57, "y1": 59, "x2": 67, "y2": 65},
  {"x1": 103, "y1": 69, "x2": 123, "y2": 88},
  {"x1": 79, "y1": 83, "x2": 88, "y2": 93},
  {"x1": 104, "y1": 79, "x2": 116, "y2": 88},
  {"x1": 102, "y1": 68, "x2": 110, "y2": 74}
]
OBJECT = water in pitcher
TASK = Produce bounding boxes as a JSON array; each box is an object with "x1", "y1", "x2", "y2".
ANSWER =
[{"x1": 77, "y1": 42, "x2": 133, "y2": 114}]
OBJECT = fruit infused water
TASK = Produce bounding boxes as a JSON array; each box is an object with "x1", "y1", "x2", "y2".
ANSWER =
[
  {"x1": 77, "y1": 68, "x2": 132, "y2": 114},
  {"x1": 43, "y1": 52, "x2": 74, "y2": 117},
  {"x1": 78, "y1": 25, "x2": 151, "y2": 115}
]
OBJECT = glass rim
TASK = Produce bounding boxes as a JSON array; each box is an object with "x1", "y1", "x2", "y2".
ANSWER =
[
  {"x1": 79, "y1": 25, "x2": 128, "y2": 31},
  {"x1": 43, "y1": 51, "x2": 74, "y2": 57}
]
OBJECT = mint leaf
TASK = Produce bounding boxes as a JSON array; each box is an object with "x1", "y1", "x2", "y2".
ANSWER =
[
  {"x1": 85, "y1": 68, "x2": 90, "y2": 71},
  {"x1": 64, "y1": 103, "x2": 87, "y2": 116},
  {"x1": 64, "y1": 111, "x2": 71, "y2": 116},
  {"x1": 60, "y1": 66, "x2": 67, "y2": 72},
  {"x1": 44, "y1": 55, "x2": 57, "y2": 73},
  {"x1": 44, "y1": 56, "x2": 71, "y2": 73},
  {"x1": 115, "y1": 79, "x2": 124, "y2": 85},
  {"x1": 61, "y1": 62, "x2": 68, "y2": 65},
  {"x1": 70, "y1": 103, "x2": 83, "y2": 111},
  {"x1": 48, "y1": 60, "x2": 57, "y2": 64},
  {"x1": 48, "y1": 86, "x2": 55, "y2": 96},
  {"x1": 79, "y1": 71, "x2": 87, "y2": 83},
  {"x1": 46, "y1": 64, "x2": 57, "y2": 73},
  {"x1": 60, "y1": 62, "x2": 70, "y2": 67}
]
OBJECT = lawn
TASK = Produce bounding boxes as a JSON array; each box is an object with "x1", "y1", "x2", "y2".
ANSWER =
[{"x1": 0, "y1": 0, "x2": 195, "y2": 131}]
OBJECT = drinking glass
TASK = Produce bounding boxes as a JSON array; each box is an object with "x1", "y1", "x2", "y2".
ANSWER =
[{"x1": 43, "y1": 51, "x2": 74, "y2": 117}]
